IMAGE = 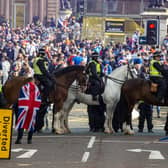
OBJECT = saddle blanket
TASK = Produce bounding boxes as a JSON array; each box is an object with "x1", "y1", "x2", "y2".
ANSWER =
[{"x1": 15, "y1": 82, "x2": 41, "y2": 132}]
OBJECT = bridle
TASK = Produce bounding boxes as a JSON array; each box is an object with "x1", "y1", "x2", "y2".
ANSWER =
[
  {"x1": 104, "y1": 64, "x2": 137, "y2": 85},
  {"x1": 126, "y1": 63, "x2": 137, "y2": 80}
]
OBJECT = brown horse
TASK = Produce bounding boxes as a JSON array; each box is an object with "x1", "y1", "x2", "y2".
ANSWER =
[
  {"x1": 1, "y1": 76, "x2": 33, "y2": 108},
  {"x1": 113, "y1": 78, "x2": 168, "y2": 135},
  {"x1": 35, "y1": 65, "x2": 87, "y2": 131}
]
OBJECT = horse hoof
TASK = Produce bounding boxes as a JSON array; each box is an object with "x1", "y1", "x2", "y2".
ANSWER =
[
  {"x1": 55, "y1": 129, "x2": 65, "y2": 135},
  {"x1": 124, "y1": 130, "x2": 134, "y2": 135},
  {"x1": 104, "y1": 129, "x2": 113, "y2": 134},
  {"x1": 63, "y1": 129, "x2": 71, "y2": 134}
]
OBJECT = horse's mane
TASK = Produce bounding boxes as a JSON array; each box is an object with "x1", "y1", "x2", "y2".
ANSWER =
[
  {"x1": 53, "y1": 65, "x2": 85, "y2": 76},
  {"x1": 109, "y1": 65, "x2": 127, "y2": 77}
]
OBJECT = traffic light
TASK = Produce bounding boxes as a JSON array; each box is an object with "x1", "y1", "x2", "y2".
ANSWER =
[{"x1": 146, "y1": 20, "x2": 158, "y2": 45}]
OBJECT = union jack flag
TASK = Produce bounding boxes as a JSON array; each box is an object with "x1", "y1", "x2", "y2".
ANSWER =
[{"x1": 15, "y1": 82, "x2": 41, "y2": 132}]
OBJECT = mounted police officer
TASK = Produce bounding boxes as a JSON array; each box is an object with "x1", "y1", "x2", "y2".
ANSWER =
[
  {"x1": 86, "y1": 52, "x2": 104, "y2": 100},
  {"x1": 33, "y1": 48, "x2": 53, "y2": 103},
  {"x1": 149, "y1": 51, "x2": 167, "y2": 103}
]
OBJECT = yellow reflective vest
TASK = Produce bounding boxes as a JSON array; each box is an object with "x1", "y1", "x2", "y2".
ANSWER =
[
  {"x1": 0, "y1": 84, "x2": 2, "y2": 93},
  {"x1": 90, "y1": 60, "x2": 101, "y2": 76},
  {"x1": 149, "y1": 60, "x2": 162, "y2": 77},
  {"x1": 33, "y1": 57, "x2": 48, "y2": 75}
]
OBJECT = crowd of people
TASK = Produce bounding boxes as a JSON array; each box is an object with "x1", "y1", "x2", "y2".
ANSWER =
[{"x1": 0, "y1": 14, "x2": 168, "y2": 140}]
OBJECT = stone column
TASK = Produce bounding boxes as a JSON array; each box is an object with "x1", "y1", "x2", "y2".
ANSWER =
[
  {"x1": 0, "y1": 0, "x2": 4, "y2": 16},
  {"x1": 29, "y1": 0, "x2": 33, "y2": 24},
  {"x1": 39, "y1": 0, "x2": 44, "y2": 23},
  {"x1": 5, "y1": 0, "x2": 10, "y2": 20}
]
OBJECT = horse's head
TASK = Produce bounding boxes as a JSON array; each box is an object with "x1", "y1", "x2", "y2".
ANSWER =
[
  {"x1": 127, "y1": 63, "x2": 138, "y2": 79},
  {"x1": 76, "y1": 70, "x2": 88, "y2": 92}
]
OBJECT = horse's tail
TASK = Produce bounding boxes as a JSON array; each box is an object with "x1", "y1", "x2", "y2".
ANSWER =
[{"x1": 112, "y1": 89, "x2": 129, "y2": 132}]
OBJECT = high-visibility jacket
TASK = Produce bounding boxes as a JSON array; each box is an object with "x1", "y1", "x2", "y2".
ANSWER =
[
  {"x1": 33, "y1": 57, "x2": 48, "y2": 75},
  {"x1": 89, "y1": 60, "x2": 101, "y2": 76},
  {"x1": 0, "y1": 84, "x2": 2, "y2": 93},
  {"x1": 149, "y1": 60, "x2": 162, "y2": 77}
]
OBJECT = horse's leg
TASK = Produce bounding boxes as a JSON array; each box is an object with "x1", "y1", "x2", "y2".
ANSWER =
[
  {"x1": 52, "y1": 104, "x2": 55, "y2": 133},
  {"x1": 108, "y1": 103, "x2": 117, "y2": 133},
  {"x1": 62, "y1": 100, "x2": 75, "y2": 133},
  {"x1": 104, "y1": 104, "x2": 114, "y2": 134},
  {"x1": 52, "y1": 102, "x2": 65, "y2": 134},
  {"x1": 54, "y1": 110, "x2": 65, "y2": 134},
  {"x1": 63, "y1": 111, "x2": 71, "y2": 133},
  {"x1": 123, "y1": 104, "x2": 135, "y2": 135}
]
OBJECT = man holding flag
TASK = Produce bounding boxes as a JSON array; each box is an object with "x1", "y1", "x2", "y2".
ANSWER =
[{"x1": 15, "y1": 80, "x2": 41, "y2": 144}]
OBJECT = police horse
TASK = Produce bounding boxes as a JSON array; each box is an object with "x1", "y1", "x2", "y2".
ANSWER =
[
  {"x1": 0, "y1": 66, "x2": 87, "y2": 133},
  {"x1": 53, "y1": 64, "x2": 138, "y2": 134},
  {"x1": 35, "y1": 65, "x2": 87, "y2": 131},
  {"x1": 113, "y1": 78, "x2": 168, "y2": 136}
]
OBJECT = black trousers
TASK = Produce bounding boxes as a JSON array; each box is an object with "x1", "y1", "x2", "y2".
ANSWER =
[
  {"x1": 16, "y1": 128, "x2": 33, "y2": 141},
  {"x1": 87, "y1": 105, "x2": 105, "y2": 130},
  {"x1": 87, "y1": 78, "x2": 101, "y2": 97},
  {"x1": 164, "y1": 113, "x2": 168, "y2": 135},
  {"x1": 34, "y1": 75, "x2": 52, "y2": 100},
  {"x1": 138, "y1": 103, "x2": 153, "y2": 130}
]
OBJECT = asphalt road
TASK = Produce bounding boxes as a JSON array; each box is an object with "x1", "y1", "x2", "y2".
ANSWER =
[
  {"x1": 1, "y1": 104, "x2": 168, "y2": 168},
  {"x1": 1, "y1": 133, "x2": 168, "y2": 168}
]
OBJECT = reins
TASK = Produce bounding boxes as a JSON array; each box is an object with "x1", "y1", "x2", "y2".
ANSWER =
[
  {"x1": 104, "y1": 64, "x2": 136, "y2": 85},
  {"x1": 105, "y1": 75, "x2": 125, "y2": 85}
]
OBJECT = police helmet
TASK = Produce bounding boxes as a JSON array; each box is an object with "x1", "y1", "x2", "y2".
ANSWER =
[
  {"x1": 153, "y1": 51, "x2": 161, "y2": 58},
  {"x1": 38, "y1": 48, "x2": 46, "y2": 56},
  {"x1": 91, "y1": 52, "x2": 99, "y2": 58}
]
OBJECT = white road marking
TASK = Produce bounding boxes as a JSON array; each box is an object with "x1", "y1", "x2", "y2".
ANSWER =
[
  {"x1": 17, "y1": 149, "x2": 37, "y2": 159},
  {"x1": 126, "y1": 149, "x2": 165, "y2": 160},
  {"x1": 11, "y1": 148, "x2": 23, "y2": 152},
  {"x1": 81, "y1": 136, "x2": 96, "y2": 163},
  {"x1": 81, "y1": 152, "x2": 90, "y2": 163},
  {"x1": 87, "y1": 136, "x2": 96, "y2": 148},
  {"x1": 12, "y1": 148, "x2": 38, "y2": 159},
  {"x1": 17, "y1": 163, "x2": 32, "y2": 167}
]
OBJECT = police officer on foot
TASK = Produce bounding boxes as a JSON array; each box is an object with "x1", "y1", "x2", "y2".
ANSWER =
[
  {"x1": 86, "y1": 52, "x2": 104, "y2": 100},
  {"x1": 33, "y1": 48, "x2": 52, "y2": 103},
  {"x1": 149, "y1": 51, "x2": 167, "y2": 103},
  {"x1": 86, "y1": 52, "x2": 105, "y2": 132}
]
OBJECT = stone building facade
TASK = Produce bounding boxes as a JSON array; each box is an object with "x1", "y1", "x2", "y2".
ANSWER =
[{"x1": 0, "y1": 0, "x2": 60, "y2": 27}]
